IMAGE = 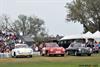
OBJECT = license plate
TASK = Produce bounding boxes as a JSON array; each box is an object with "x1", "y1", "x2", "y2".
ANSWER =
[
  {"x1": 81, "y1": 50, "x2": 85, "y2": 53},
  {"x1": 56, "y1": 51, "x2": 61, "y2": 53}
]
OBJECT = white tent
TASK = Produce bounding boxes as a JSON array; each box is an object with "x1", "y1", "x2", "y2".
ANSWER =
[
  {"x1": 60, "y1": 34, "x2": 83, "y2": 40},
  {"x1": 92, "y1": 31, "x2": 100, "y2": 42},
  {"x1": 92, "y1": 31, "x2": 100, "y2": 38},
  {"x1": 60, "y1": 31, "x2": 94, "y2": 41},
  {"x1": 82, "y1": 31, "x2": 93, "y2": 38}
]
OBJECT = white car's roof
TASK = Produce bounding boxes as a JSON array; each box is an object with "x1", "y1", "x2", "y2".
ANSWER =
[{"x1": 15, "y1": 43, "x2": 27, "y2": 46}]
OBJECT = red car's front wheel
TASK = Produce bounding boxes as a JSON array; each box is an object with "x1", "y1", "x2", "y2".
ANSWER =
[{"x1": 61, "y1": 54, "x2": 64, "y2": 56}]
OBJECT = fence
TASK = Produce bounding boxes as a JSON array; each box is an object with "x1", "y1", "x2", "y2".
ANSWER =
[
  {"x1": 33, "y1": 52, "x2": 40, "y2": 56},
  {"x1": 0, "y1": 53, "x2": 11, "y2": 58}
]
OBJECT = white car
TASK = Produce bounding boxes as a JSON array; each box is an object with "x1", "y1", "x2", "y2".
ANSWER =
[{"x1": 11, "y1": 44, "x2": 33, "y2": 58}]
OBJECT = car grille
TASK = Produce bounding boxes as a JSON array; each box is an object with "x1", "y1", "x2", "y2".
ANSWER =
[
  {"x1": 19, "y1": 52, "x2": 31, "y2": 54},
  {"x1": 81, "y1": 49, "x2": 89, "y2": 53}
]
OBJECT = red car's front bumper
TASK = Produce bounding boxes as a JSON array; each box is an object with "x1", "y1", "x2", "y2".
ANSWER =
[{"x1": 48, "y1": 51, "x2": 65, "y2": 54}]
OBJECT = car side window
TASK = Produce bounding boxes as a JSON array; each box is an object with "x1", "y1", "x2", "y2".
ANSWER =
[
  {"x1": 70, "y1": 43, "x2": 74, "y2": 47},
  {"x1": 64, "y1": 41, "x2": 66, "y2": 44},
  {"x1": 61, "y1": 41, "x2": 63, "y2": 44}
]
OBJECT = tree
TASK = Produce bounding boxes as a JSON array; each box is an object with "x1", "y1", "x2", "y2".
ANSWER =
[
  {"x1": 13, "y1": 15, "x2": 47, "y2": 41},
  {"x1": 65, "y1": 0, "x2": 100, "y2": 33},
  {"x1": 13, "y1": 15, "x2": 28, "y2": 35},
  {"x1": 28, "y1": 16, "x2": 48, "y2": 41},
  {"x1": 0, "y1": 15, "x2": 13, "y2": 31},
  {"x1": 28, "y1": 16, "x2": 46, "y2": 36}
]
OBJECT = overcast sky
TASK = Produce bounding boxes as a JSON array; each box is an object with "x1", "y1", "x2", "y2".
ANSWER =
[{"x1": 0, "y1": 0, "x2": 83, "y2": 36}]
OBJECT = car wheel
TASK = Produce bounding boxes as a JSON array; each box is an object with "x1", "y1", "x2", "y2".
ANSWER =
[
  {"x1": 29, "y1": 55, "x2": 32, "y2": 58},
  {"x1": 14, "y1": 52, "x2": 17, "y2": 58},
  {"x1": 48, "y1": 54, "x2": 52, "y2": 56},
  {"x1": 96, "y1": 51, "x2": 99, "y2": 53},
  {"x1": 61, "y1": 54, "x2": 64, "y2": 57},
  {"x1": 87, "y1": 54, "x2": 91, "y2": 56}
]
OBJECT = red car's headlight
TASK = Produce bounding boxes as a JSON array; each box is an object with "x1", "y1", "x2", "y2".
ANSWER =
[{"x1": 62, "y1": 48, "x2": 65, "y2": 51}]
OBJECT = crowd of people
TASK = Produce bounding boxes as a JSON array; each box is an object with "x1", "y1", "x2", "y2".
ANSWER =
[{"x1": 0, "y1": 30, "x2": 18, "y2": 53}]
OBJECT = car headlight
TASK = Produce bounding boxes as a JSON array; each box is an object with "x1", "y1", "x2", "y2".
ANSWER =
[
  {"x1": 62, "y1": 48, "x2": 65, "y2": 51},
  {"x1": 89, "y1": 48, "x2": 92, "y2": 52},
  {"x1": 78, "y1": 48, "x2": 81, "y2": 51}
]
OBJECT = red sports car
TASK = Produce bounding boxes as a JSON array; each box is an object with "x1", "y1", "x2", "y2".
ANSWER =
[{"x1": 40, "y1": 43, "x2": 65, "y2": 56}]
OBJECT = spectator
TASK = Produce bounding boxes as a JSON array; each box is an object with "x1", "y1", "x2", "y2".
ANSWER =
[
  {"x1": 35, "y1": 46, "x2": 39, "y2": 52},
  {"x1": 0, "y1": 30, "x2": 18, "y2": 53},
  {"x1": 96, "y1": 42, "x2": 100, "y2": 49}
]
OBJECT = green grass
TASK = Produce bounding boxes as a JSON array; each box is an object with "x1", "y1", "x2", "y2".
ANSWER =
[
  {"x1": 0, "y1": 62, "x2": 76, "y2": 67},
  {"x1": 0, "y1": 54, "x2": 100, "y2": 67}
]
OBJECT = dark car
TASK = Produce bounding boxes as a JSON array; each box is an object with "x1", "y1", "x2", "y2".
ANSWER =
[{"x1": 66, "y1": 42, "x2": 92, "y2": 56}]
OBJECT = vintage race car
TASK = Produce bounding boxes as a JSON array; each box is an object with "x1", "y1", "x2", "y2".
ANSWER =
[
  {"x1": 40, "y1": 43, "x2": 65, "y2": 56},
  {"x1": 11, "y1": 43, "x2": 33, "y2": 58},
  {"x1": 66, "y1": 42, "x2": 92, "y2": 56}
]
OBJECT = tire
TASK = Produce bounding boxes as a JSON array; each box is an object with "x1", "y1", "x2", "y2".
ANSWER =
[
  {"x1": 13, "y1": 52, "x2": 17, "y2": 58},
  {"x1": 61, "y1": 54, "x2": 64, "y2": 57},
  {"x1": 77, "y1": 54, "x2": 81, "y2": 56},
  {"x1": 96, "y1": 51, "x2": 99, "y2": 53},
  {"x1": 29, "y1": 55, "x2": 32, "y2": 58},
  {"x1": 87, "y1": 54, "x2": 91, "y2": 56},
  {"x1": 48, "y1": 54, "x2": 52, "y2": 56}
]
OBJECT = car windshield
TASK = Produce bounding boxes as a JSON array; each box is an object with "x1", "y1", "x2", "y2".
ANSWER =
[
  {"x1": 70, "y1": 43, "x2": 85, "y2": 47},
  {"x1": 45, "y1": 43, "x2": 59, "y2": 47},
  {"x1": 15, "y1": 44, "x2": 28, "y2": 48}
]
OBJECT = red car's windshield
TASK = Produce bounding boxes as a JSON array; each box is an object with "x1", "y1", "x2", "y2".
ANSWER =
[{"x1": 45, "y1": 43, "x2": 59, "y2": 47}]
